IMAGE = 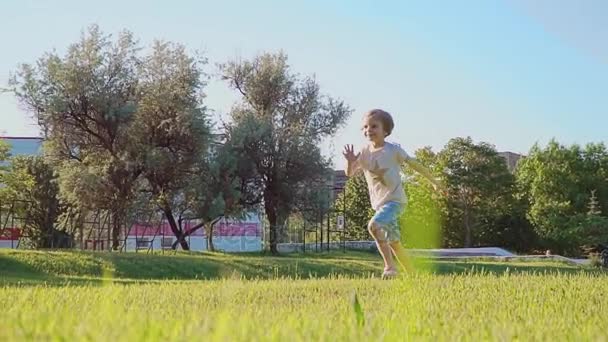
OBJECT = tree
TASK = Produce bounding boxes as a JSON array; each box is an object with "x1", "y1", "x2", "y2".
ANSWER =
[
  {"x1": 221, "y1": 52, "x2": 352, "y2": 254},
  {"x1": 334, "y1": 174, "x2": 374, "y2": 241},
  {"x1": 439, "y1": 137, "x2": 524, "y2": 248},
  {"x1": 9, "y1": 26, "x2": 227, "y2": 251},
  {"x1": 10, "y1": 25, "x2": 142, "y2": 250},
  {"x1": 0, "y1": 140, "x2": 10, "y2": 164},
  {"x1": 0, "y1": 139, "x2": 11, "y2": 195},
  {"x1": 516, "y1": 140, "x2": 608, "y2": 254},
  {"x1": 1, "y1": 156, "x2": 69, "y2": 248},
  {"x1": 175, "y1": 138, "x2": 256, "y2": 251},
  {"x1": 574, "y1": 191, "x2": 608, "y2": 251},
  {"x1": 1, "y1": 140, "x2": 15, "y2": 235},
  {"x1": 133, "y1": 40, "x2": 211, "y2": 250}
]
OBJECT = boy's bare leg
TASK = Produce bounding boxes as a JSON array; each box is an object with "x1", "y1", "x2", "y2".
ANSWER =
[
  {"x1": 375, "y1": 240, "x2": 397, "y2": 271},
  {"x1": 369, "y1": 221, "x2": 397, "y2": 272},
  {"x1": 389, "y1": 241, "x2": 414, "y2": 273}
]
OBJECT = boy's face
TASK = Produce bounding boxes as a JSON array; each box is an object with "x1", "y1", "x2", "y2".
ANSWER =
[{"x1": 363, "y1": 116, "x2": 386, "y2": 143}]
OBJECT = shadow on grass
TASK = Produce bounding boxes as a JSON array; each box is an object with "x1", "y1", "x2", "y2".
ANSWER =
[
  {"x1": 1, "y1": 249, "x2": 605, "y2": 287},
  {"x1": 0, "y1": 255, "x2": 60, "y2": 284},
  {"x1": 0, "y1": 250, "x2": 383, "y2": 287}
]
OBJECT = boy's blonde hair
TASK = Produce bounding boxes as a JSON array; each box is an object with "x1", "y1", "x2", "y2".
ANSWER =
[{"x1": 364, "y1": 109, "x2": 394, "y2": 137}]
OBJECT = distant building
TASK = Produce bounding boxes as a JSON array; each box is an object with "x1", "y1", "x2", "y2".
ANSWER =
[{"x1": 498, "y1": 151, "x2": 524, "y2": 173}]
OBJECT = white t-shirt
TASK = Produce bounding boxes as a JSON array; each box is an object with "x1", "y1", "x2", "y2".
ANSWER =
[{"x1": 352, "y1": 142, "x2": 411, "y2": 211}]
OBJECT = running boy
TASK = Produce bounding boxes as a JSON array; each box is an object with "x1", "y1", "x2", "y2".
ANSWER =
[{"x1": 343, "y1": 109, "x2": 443, "y2": 279}]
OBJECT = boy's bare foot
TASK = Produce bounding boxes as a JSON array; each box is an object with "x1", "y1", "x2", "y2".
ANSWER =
[{"x1": 381, "y1": 269, "x2": 398, "y2": 280}]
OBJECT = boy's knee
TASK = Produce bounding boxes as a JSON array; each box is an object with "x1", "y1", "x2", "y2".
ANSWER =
[
  {"x1": 368, "y1": 221, "x2": 383, "y2": 240},
  {"x1": 367, "y1": 221, "x2": 377, "y2": 234}
]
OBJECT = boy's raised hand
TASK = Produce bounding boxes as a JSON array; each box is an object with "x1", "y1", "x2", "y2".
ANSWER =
[{"x1": 342, "y1": 144, "x2": 360, "y2": 162}]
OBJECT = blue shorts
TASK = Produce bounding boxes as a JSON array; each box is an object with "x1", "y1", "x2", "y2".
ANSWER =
[{"x1": 371, "y1": 201, "x2": 405, "y2": 242}]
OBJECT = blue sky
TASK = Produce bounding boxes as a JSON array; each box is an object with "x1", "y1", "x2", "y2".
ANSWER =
[{"x1": 1, "y1": 0, "x2": 607, "y2": 166}]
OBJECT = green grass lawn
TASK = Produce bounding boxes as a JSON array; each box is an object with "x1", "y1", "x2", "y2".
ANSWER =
[
  {"x1": 0, "y1": 249, "x2": 600, "y2": 285},
  {"x1": 1, "y1": 249, "x2": 607, "y2": 340}
]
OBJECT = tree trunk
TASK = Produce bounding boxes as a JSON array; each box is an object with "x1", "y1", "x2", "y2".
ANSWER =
[
  {"x1": 40, "y1": 219, "x2": 54, "y2": 249},
  {"x1": 111, "y1": 211, "x2": 122, "y2": 250},
  {"x1": 206, "y1": 224, "x2": 215, "y2": 252},
  {"x1": 112, "y1": 224, "x2": 121, "y2": 250},
  {"x1": 265, "y1": 201, "x2": 279, "y2": 255},
  {"x1": 171, "y1": 222, "x2": 206, "y2": 250},
  {"x1": 164, "y1": 209, "x2": 190, "y2": 250},
  {"x1": 204, "y1": 217, "x2": 223, "y2": 252},
  {"x1": 463, "y1": 205, "x2": 471, "y2": 248}
]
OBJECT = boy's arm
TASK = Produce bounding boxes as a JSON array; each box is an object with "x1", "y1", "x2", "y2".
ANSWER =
[
  {"x1": 395, "y1": 145, "x2": 444, "y2": 191},
  {"x1": 405, "y1": 158, "x2": 445, "y2": 192},
  {"x1": 345, "y1": 158, "x2": 358, "y2": 177},
  {"x1": 405, "y1": 158, "x2": 435, "y2": 183}
]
